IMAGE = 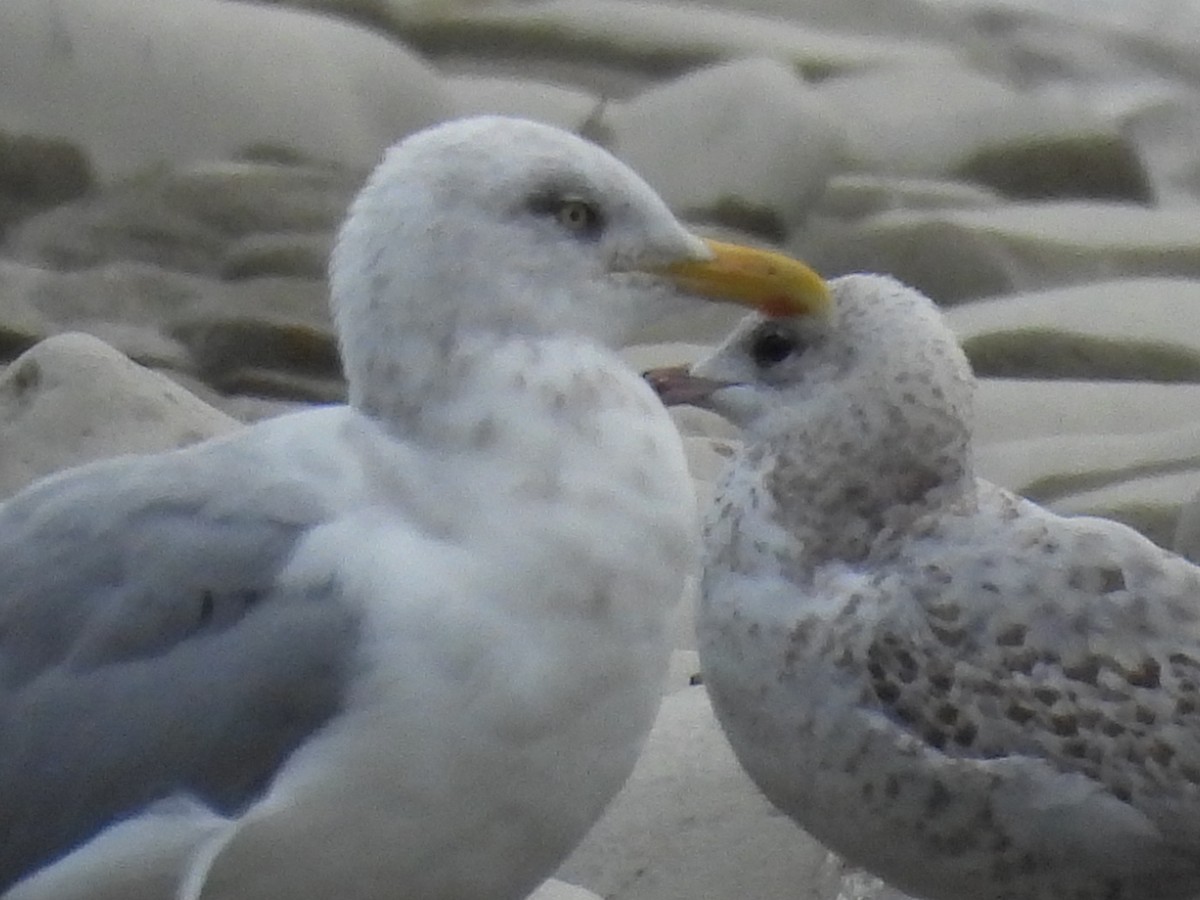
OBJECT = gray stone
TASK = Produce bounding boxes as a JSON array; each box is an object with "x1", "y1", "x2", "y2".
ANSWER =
[
  {"x1": 0, "y1": 130, "x2": 94, "y2": 236},
  {"x1": 0, "y1": 0, "x2": 453, "y2": 179},
  {"x1": 529, "y1": 880, "x2": 604, "y2": 900},
  {"x1": 219, "y1": 232, "x2": 333, "y2": 281},
  {"x1": 446, "y1": 75, "x2": 602, "y2": 132},
  {"x1": 947, "y1": 278, "x2": 1200, "y2": 382},
  {"x1": 4, "y1": 160, "x2": 359, "y2": 275},
  {"x1": 812, "y1": 174, "x2": 1003, "y2": 221},
  {"x1": 0, "y1": 333, "x2": 238, "y2": 498},
  {"x1": 813, "y1": 59, "x2": 1145, "y2": 200},
  {"x1": 558, "y1": 682, "x2": 833, "y2": 900},
  {"x1": 609, "y1": 58, "x2": 844, "y2": 240},
  {"x1": 800, "y1": 202, "x2": 1200, "y2": 304},
  {"x1": 392, "y1": 0, "x2": 966, "y2": 96}
]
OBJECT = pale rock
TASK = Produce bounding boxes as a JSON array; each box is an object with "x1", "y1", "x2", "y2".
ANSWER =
[
  {"x1": 156, "y1": 161, "x2": 363, "y2": 237},
  {"x1": 948, "y1": 278, "x2": 1200, "y2": 351},
  {"x1": 814, "y1": 60, "x2": 1147, "y2": 200},
  {"x1": 1121, "y1": 93, "x2": 1200, "y2": 203},
  {"x1": 399, "y1": 0, "x2": 967, "y2": 90},
  {"x1": 976, "y1": 419, "x2": 1200, "y2": 493},
  {"x1": 683, "y1": 0, "x2": 978, "y2": 44},
  {"x1": 812, "y1": 174, "x2": 1003, "y2": 221},
  {"x1": 814, "y1": 61, "x2": 1020, "y2": 174},
  {"x1": 257, "y1": 0, "x2": 491, "y2": 29},
  {"x1": 964, "y1": 3, "x2": 1200, "y2": 91},
  {"x1": 973, "y1": 379, "x2": 1200, "y2": 445},
  {"x1": 0, "y1": 333, "x2": 238, "y2": 498},
  {"x1": 802, "y1": 202, "x2": 1200, "y2": 304},
  {"x1": 0, "y1": 260, "x2": 209, "y2": 329},
  {"x1": 608, "y1": 58, "x2": 844, "y2": 239},
  {"x1": 0, "y1": 0, "x2": 451, "y2": 179},
  {"x1": 0, "y1": 259, "x2": 205, "y2": 366},
  {"x1": 446, "y1": 75, "x2": 601, "y2": 132},
  {"x1": 0, "y1": 262, "x2": 51, "y2": 353},
  {"x1": 1049, "y1": 467, "x2": 1198, "y2": 550},
  {"x1": 528, "y1": 879, "x2": 605, "y2": 900},
  {"x1": 947, "y1": 278, "x2": 1200, "y2": 381},
  {"x1": 6, "y1": 159, "x2": 361, "y2": 274},
  {"x1": 557, "y1": 684, "x2": 833, "y2": 900},
  {"x1": 0, "y1": 257, "x2": 341, "y2": 398}
]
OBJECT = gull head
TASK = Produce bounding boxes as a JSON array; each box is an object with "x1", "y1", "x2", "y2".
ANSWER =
[
  {"x1": 649, "y1": 274, "x2": 975, "y2": 469},
  {"x1": 328, "y1": 116, "x2": 828, "y2": 418}
]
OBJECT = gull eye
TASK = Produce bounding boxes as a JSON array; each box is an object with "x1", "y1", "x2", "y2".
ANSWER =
[
  {"x1": 749, "y1": 325, "x2": 798, "y2": 368},
  {"x1": 555, "y1": 198, "x2": 602, "y2": 235}
]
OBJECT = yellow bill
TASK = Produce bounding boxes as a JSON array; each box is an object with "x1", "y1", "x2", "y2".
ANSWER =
[{"x1": 659, "y1": 238, "x2": 830, "y2": 318}]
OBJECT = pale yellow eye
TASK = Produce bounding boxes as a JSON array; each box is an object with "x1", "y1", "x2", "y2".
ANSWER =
[{"x1": 557, "y1": 198, "x2": 600, "y2": 233}]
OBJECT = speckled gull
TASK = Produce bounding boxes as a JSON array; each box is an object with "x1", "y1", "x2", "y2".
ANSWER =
[
  {"x1": 0, "y1": 116, "x2": 828, "y2": 900},
  {"x1": 649, "y1": 273, "x2": 1200, "y2": 900}
]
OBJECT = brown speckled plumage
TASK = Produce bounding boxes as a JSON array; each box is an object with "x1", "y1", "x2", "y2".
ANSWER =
[{"x1": 663, "y1": 274, "x2": 1200, "y2": 900}]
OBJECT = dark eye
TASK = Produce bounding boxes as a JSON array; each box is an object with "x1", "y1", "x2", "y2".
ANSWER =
[
  {"x1": 749, "y1": 325, "x2": 798, "y2": 368},
  {"x1": 555, "y1": 198, "x2": 602, "y2": 235}
]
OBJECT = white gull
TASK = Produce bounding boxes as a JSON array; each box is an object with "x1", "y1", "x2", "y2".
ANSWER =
[{"x1": 0, "y1": 115, "x2": 827, "y2": 900}]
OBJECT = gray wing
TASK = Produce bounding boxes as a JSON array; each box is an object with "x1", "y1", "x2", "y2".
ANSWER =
[{"x1": 0, "y1": 446, "x2": 360, "y2": 891}]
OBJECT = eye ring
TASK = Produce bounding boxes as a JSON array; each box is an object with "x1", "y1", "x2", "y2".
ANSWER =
[
  {"x1": 749, "y1": 325, "x2": 798, "y2": 368},
  {"x1": 556, "y1": 198, "x2": 602, "y2": 234}
]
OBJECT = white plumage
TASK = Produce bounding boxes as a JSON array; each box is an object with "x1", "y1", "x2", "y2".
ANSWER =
[
  {"x1": 0, "y1": 116, "x2": 827, "y2": 900},
  {"x1": 652, "y1": 273, "x2": 1200, "y2": 900}
]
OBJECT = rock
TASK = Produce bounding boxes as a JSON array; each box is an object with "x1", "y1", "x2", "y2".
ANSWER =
[
  {"x1": 949, "y1": 278, "x2": 1200, "y2": 349},
  {"x1": 0, "y1": 130, "x2": 94, "y2": 236},
  {"x1": 798, "y1": 214, "x2": 1015, "y2": 305},
  {"x1": 814, "y1": 60, "x2": 1148, "y2": 201},
  {"x1": 689, "y1": 0, "x2": 979, "y2": 45},
  {"x1": 557, "y1": 682, "x2": 833, "y2": 900},
  {"x1": 1122, "y1": 93, "x2": 1200, "y2": 203},
  {"x1": 255, "y1": 0, "x2": 491, "y2": 34},
  {"x1": 964, "y1": 4, "x2": 1200, "y2": 91},
  {"x1": 446, "y1": 75, "x2": 601, "y2": 131},
  {"x1": 811, "y1": 174, "x2": 1003, "y2": 221},
  {"x1": 964, "y1": 330, "x2": 1200, "y2": 382},
  {"x1": 0, "y1": 259, "x2": 211, "y2": 365},
  {"x1": 801, "y1": 202, "x2": 1200, "y2": 304},
  {"x1": 973, "y1": 379, "x2": 1200, "y2": 446},
  {"x1": 170, "y1": 316, "x2": 342, "y2": 402},
  {"x1": 954, "y1": 132, "x2": 1152, "y2": 202},
  {"x1": 0, "y1": 0, "x2": 452, "y2": 180},
  {"x1": 1049, "y1": 469, "x2": 1197, "y2": 551},
  {"x1": 0, "y1": 262, "x2": 52, "y2": 359},
  {"x1": 158, "y1": 161, "x2": 363, "y2": 238},
  {"x1": 0, "y1": 333, "x2": 238, "y2": 498},
  {"x1": 607, "y1": 58, "x2": 844, "y2": 240},
  {"x1": 528, "y1": 879, "x2": 604, "y2": 900},
  {"x1": 947, "y1": 278, "x2": 1200, "y2": 381},
  {"x1": 975, "y1": 422, "x2": 1200, "y2": 504},
  {"x1": 4, "y1": 188, "x2": 227, "y2": 275},
  {"x1": 0, "y1": 260, "x2": 208, "y2": 328},
  {"x1": 394, "y1": 0, "x2": 966, "y2": 96},
  {"x1": 219, "y1": 232, "x2": 333, "y2": 281},
  {"x1": 4, "y1": 160, "x2": 360, "y2": 274}
]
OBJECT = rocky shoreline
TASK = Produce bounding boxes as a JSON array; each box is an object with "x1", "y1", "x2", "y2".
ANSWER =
[{"x1": 3, "y1": 1, "x2": 1200, "y2": 898}]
